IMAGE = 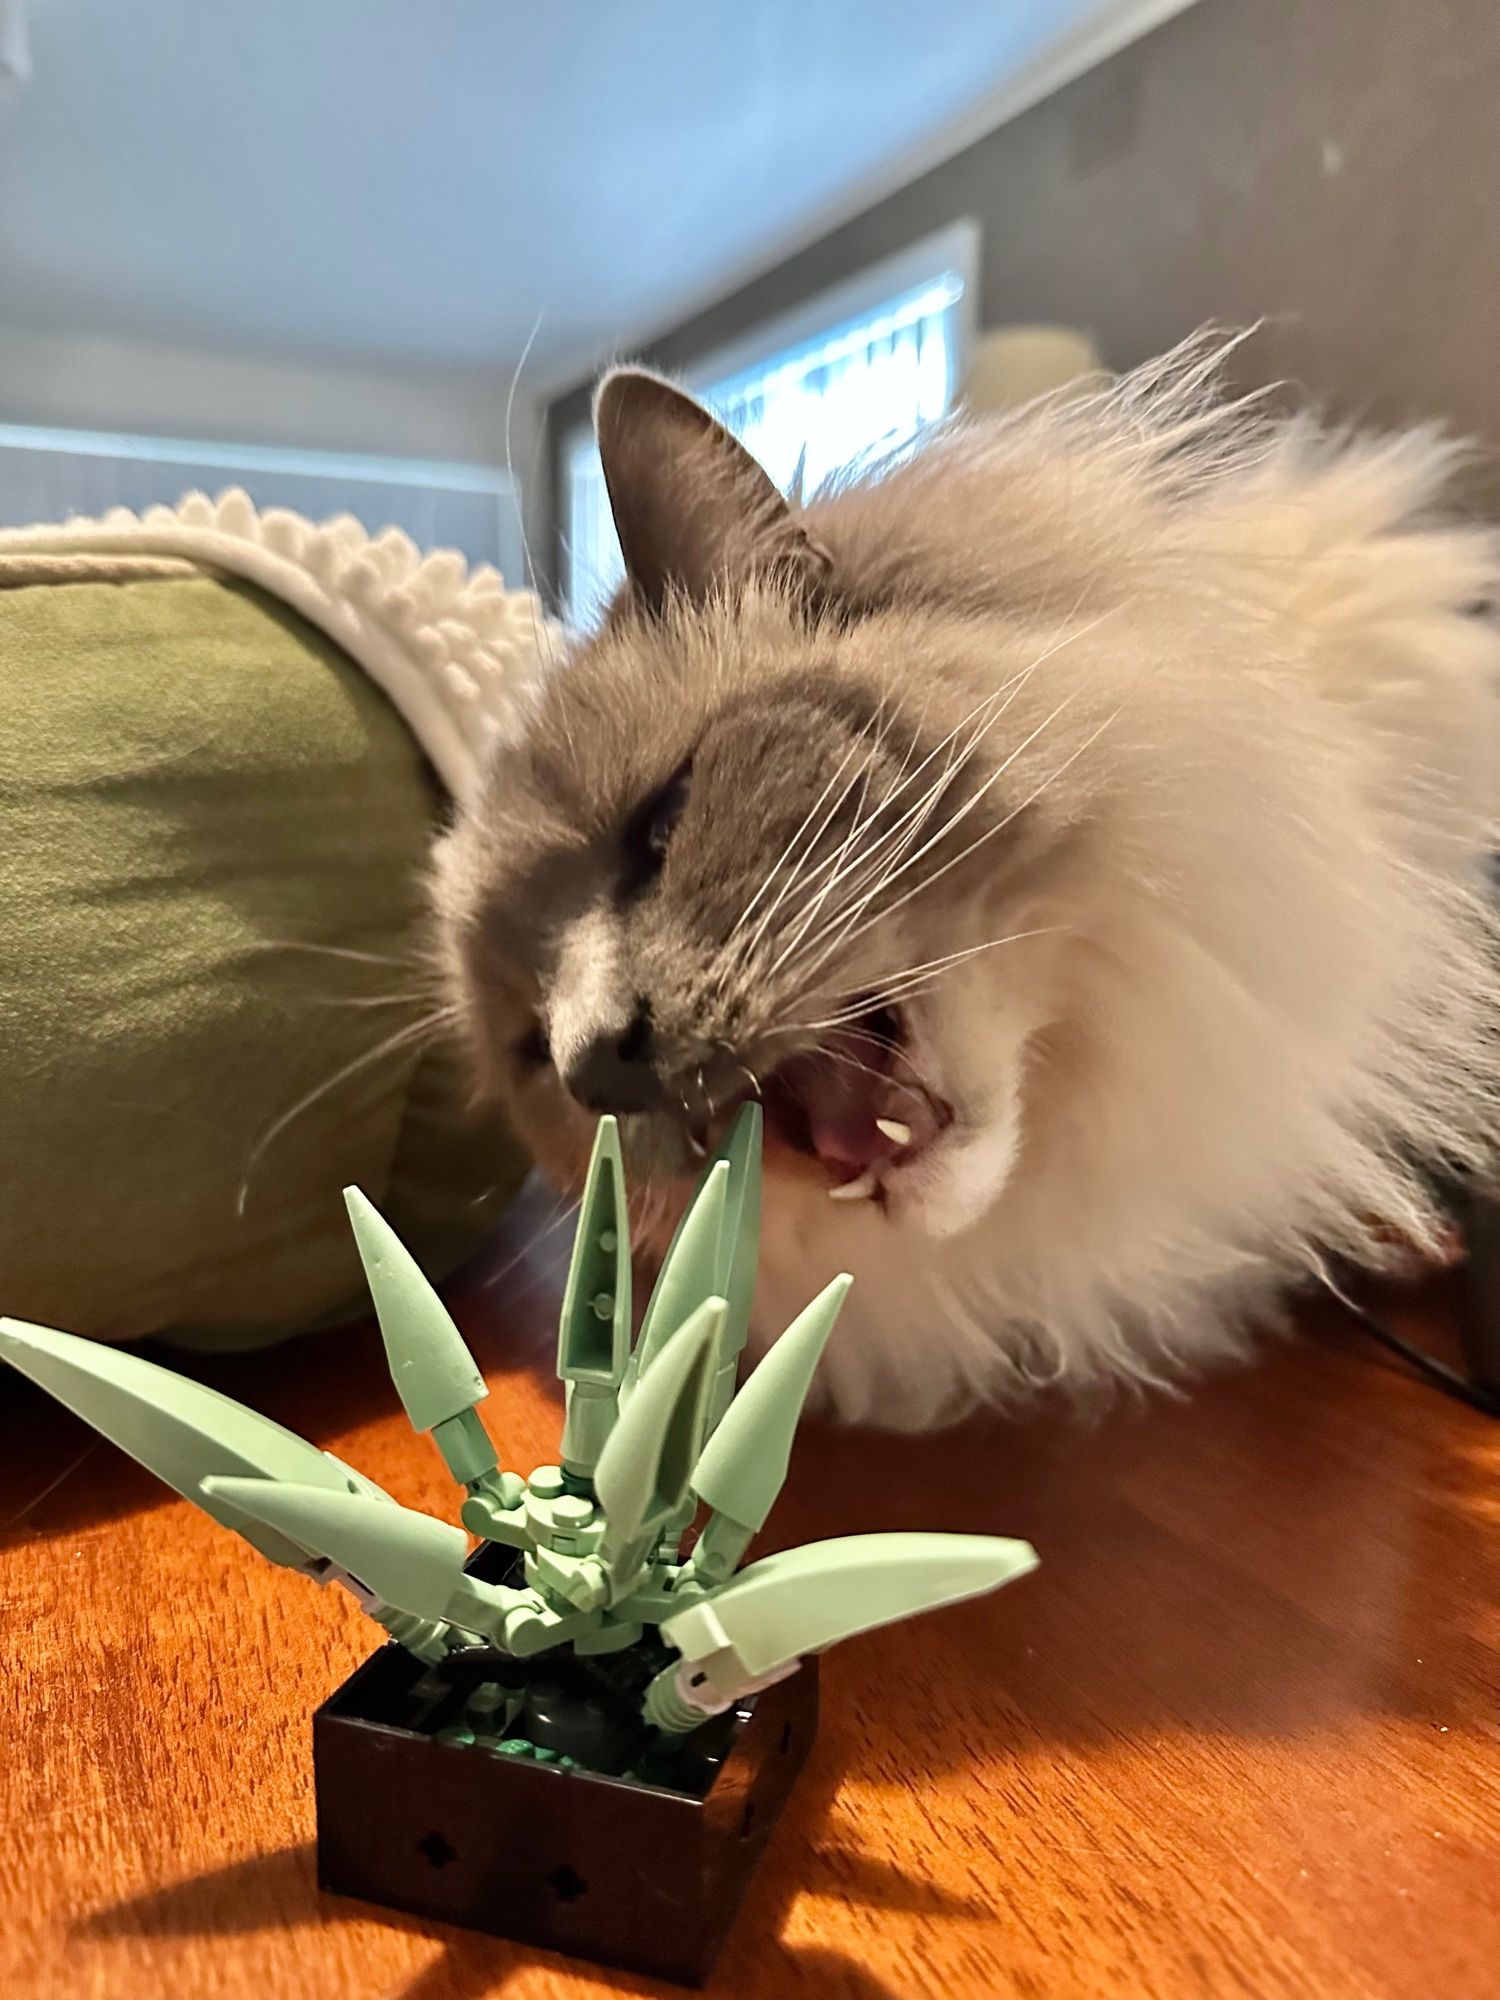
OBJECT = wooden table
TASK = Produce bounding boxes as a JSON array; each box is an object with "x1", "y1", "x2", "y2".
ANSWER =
[{"x1": 4, "y1": 1188, "x2": 1497, "y2": 2000}]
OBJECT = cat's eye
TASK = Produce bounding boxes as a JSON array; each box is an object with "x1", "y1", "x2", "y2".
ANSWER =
[
  {"x1": 621, "y1": 762, "x2": 692, "y2": 888},
  {"x1": 514, "y1": 1020, "x2": 551, "y2": 1073}
]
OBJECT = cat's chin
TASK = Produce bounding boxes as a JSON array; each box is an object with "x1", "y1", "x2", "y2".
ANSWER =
[{"x1": 894, "y1": 1113, "x2": 1023, "y2": 1237}]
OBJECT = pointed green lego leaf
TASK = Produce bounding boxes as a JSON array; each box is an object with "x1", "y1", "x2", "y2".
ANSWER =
[
  {"x1": 201, "y1": 1478, "x2": 506, "y2": 1636},
  {"x1": 343, "y1": 1186, "x2": 498, "y2": 1487},
  {"x1": 0, "y1": 1318, "x2": 387, "y2": 1569},
  {"x1": 662, "y1": 1530, "x2": 1038, "y2": 1685},
  {"x1": 557, "y1": 1117, "x2": 631, "y2": 1479},
  {"x1": 595, "y1": 1295, "x2": 722, "y2": 1570},
  {"x1": 705, "y1": 1102, "x2": 763, "y2": 1430},
  {"x1": 558, "y1": 1116, "x2": 631, "y2": 1384},
  {"x1": 629, "y1": 1160, "x2": 730, "y2": 1384},
  {"x1": 689, "y1": 1273, "x2": 851, "y2": 1568}
]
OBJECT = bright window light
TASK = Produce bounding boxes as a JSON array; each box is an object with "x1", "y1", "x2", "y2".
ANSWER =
[{"x1": 564, "y1": 225, "x2": 976, "y2": 627}]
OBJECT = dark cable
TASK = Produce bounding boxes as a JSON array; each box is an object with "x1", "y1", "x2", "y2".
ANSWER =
[{"x1": 1318, "y1": 1273, "x2": 1500, "y2": 1417}]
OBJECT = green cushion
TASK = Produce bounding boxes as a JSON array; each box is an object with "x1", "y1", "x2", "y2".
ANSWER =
[{"x1": 0, "y1": 570, "x2": 525, "y2": 1350}]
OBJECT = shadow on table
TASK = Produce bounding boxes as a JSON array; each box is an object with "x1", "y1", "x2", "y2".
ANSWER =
[{"x1": 71, "y1": 1750, "x2": 974, "y2": 1999}]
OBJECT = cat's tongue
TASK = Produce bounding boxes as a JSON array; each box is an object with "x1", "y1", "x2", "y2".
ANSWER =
[{"x1": 772, "y1": 1031, "x2": 943, "y2": 1180}]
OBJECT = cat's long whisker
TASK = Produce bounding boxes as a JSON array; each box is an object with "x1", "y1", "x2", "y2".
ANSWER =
[
  {"x1": 740, "y1": 682, "x2": 962, "y2": 968},
  {"x1": 305, "y1": 990, "x2": 446, "y2": 1012},
  {"x1": 736, "y1": 757, "x2": 877, "y2": 976},
  {"x1": 756, "y1": 1021, "x2": 925, "y2": 1089},
  {"x1": 251, "y1": 939, "x2": 435, "y2": 972},
  {"x1": 763, "y1": 663, "x2": 1042, "y2": 984},
  {"x1": 769, "y1": 689, "x2": 979, "y2": 961},
  {"x1": 779, "y1": 1041, "x2": 902, "y2": 1091},
  {"x1": 792, "y1": 686, "x2": 1082, "y2": 992},
  {"x1": 2, "y1": 1437, "x2": 102, "y2": 1531},
  {"x1": 783, "y1": 610, "x2": 1113, "y2": 988},
  {"x1": 787, "y1": 610, "x2": 1122, "y2": 990},
  {"x1": 716, "y1": 1039, "x2": 764, "y2": 1101},
  {"x1": 481, "y1": 1190, "x2": 581, "y2": 1293},
  {"x1": 791, "y1": 592, "x2": 1096, "y2": 933},
  {"x1": 798, "y1": 927, "x2": 1072, "y2": 1030},
  {"x1": 235, "y1": 1005, "x2": 458, "y2": 1217},
  {"x1": 728, "y1": 731, "x2": 872, "y2": 959},
  {"x1": 773, "y1": 616, "x2": 1100, "y2": 988},
  {"x1": 730, "y1": 728, "x2": 872, "y2": 944},
  {"x1": 503, "y1": 313, "x2": 563, "y2": 682},
  {"x1": 297, "y1": 965, "x2": 447, "y2": 1008},
  {"x1": 832, "y1": 697, "x2": 1130, "y2": 964},
  {"x1": 766, "y1": 694, "x2": 903, "y2": 966}
]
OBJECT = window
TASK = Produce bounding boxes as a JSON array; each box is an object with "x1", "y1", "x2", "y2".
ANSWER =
[
  {"x1": 563, "y1": 220, "x2": 978, "y2": 626},
  {"x1": 0, "y1": 424, "x2": 525, "y2": 579}
]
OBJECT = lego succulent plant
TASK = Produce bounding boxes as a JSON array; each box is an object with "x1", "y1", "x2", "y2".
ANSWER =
[{"x1": 0, "y1": 1107, "x2": 1036, "y2": 1755}]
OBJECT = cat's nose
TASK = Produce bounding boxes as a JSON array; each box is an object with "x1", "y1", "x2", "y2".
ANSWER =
[{"x1": 560, "y1": 1002, "x2": 664, "y2": 1115}]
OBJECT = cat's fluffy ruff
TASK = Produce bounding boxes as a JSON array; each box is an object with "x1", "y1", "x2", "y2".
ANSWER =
[
  {"x1": 747, "y1": 360, "x2": 1500, "y2": 1424},
  {"x1": 440, "y1": 342, "x2": 1500, "y2": 1429}
]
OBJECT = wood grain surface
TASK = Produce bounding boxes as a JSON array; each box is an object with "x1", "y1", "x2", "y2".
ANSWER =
[{"x1": 3, "y1": 1182, "x2": 1497, "y2": 2000}]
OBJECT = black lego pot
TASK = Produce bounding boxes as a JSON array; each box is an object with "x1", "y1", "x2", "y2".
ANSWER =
[{"x1": 311, "y1": 1543, "x2": 819, "y2": 1987}]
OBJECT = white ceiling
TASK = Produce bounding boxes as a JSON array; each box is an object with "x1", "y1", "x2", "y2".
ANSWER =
[{"x1": 0, "y1": 0, "x2": 1164, "y2": 392}]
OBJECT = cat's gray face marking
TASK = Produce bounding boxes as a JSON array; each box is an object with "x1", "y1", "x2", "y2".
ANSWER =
[{"x1": 434, "y1": 368, "x2": 1060, "y2": 1228}]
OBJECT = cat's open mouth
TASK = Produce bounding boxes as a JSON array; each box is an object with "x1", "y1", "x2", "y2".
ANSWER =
[{"x1": 755, "y1": 1005, "x2": 954, "y2": 1206}]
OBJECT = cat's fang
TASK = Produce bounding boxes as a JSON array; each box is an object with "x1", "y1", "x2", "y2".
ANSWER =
[
  {"x1": 828, "y1": 1168, "x2": 879, "y2": 1203},
  {"x1": 875, "y1": 1117, "x2": 912, "y2": 1147}
]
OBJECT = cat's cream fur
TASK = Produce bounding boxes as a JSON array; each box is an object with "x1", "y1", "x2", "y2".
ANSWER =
[{"x1": 436, "y1": 338, "x2": 1500, "y2": 1429}]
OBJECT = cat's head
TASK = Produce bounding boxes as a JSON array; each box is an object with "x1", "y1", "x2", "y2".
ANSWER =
[
  {"x1": 434, "y1": 369, "x2": 1085, "y2": 1246},
  {"x1": 432, "y1": 343, "x2": 1500, "y2": 1426}
]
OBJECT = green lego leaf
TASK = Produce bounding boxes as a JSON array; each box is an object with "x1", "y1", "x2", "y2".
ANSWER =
[
  {"x1": 691, "y1": 1272, "x2": 851, "y2": 1533},
  {"x1": 630, "y1": 1160, "x2": 730, "y2": 1383},
  {"x1": 596, "y1": 1295, "x2": 722, "y2": 1567},
  {"x1": 344, "y1": 1187, "x2": 498, "y2": 1486},
  {"x1": 558, "y1": 1115, "x2": 631, "y2": 1385},
  {"x1": 202, "y1": 1477, "x2": 481, "y2": 1626},
  {"x1": 557, "y1": 1118, "x2": 632, "y2": 1483},
  {"x1": 0, "y1": 1317, "x2": 388, "y2": 1569},
  {"x1": 662, "y1": 1530, "x2": 1039, "y2": 1681},
  {"x1": 706, "y1": 1102, "x2": 763, "y2": 1426}
]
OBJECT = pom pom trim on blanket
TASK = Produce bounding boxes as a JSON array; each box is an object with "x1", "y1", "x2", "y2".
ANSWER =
[{"x1": 0, "y1": 489, "x2": 554, "y2": 799}]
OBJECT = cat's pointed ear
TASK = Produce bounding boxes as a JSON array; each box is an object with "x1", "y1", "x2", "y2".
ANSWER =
[{"x1": 593, "y1": 368, "x2": 830, "y2": 615}]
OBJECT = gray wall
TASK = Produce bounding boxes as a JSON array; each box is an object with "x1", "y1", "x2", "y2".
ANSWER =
[{"x1": 545, "y1": 0, "x2": 1500, "y2": 596}]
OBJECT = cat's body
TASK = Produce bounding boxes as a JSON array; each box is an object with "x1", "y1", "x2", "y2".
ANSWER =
[{"x1": 434, "y1": 341, "x2": 1500, "y2": 1428}]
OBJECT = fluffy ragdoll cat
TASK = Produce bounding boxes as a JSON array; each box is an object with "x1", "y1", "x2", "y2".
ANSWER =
[{"x1": 432, "y1": 337, "x2": 1500, "y2": 1429}]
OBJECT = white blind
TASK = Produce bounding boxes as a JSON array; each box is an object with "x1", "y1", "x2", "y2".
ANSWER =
[
  {"x1": 0, "y1": 425, "x2": 524, "y2": 579},
  {"x1": 566, "y1": 265, "x2": 966, "y2": 626}
]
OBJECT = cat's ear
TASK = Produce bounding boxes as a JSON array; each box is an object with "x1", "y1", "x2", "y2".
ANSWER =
[{"x1": 593, "y1": 368, "x2": 830, "y2": 615}]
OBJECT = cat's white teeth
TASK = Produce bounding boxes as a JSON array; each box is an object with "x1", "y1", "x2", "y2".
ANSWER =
[
  {"x1": 828, "y1": 1168, "x2": 879, "y2": 1203},
  {"x1": 875, "y1": 1117, "x2": 912, "y2": 1146}
]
